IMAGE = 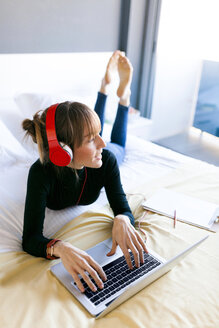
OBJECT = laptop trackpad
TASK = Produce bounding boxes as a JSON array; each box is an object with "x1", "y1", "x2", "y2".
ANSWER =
[
  {"x1": 87, "y1": 242, "x2": 111, "y2": 265},
  {"x1": 86, "y1": 239, "x2": 123, "y2": 265}
]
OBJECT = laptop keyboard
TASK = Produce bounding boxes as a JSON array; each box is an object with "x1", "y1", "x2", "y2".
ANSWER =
[{"x1": 81, "y1": 252, "x2": 161, "y2": 306}]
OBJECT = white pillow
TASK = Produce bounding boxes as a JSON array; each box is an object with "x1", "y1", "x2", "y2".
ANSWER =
[
  {"x1": 14, "y1": 92, "x2": 53, "y2": 118},
  {"x1": 14, "y1": 92, "x2": 96, "y2": 115},
  {"x1": 14, "y1": 91, "x2": 119, "y2": 126},
  {"x1": 0, "y1": 120, "x2": 30, "y2": 165},
  {"x1": 0, "y1": 98, "x2": 26, "y2": 144},
  {"x1": 0, "y1": 147, "x2": 16, "y2": 167}
]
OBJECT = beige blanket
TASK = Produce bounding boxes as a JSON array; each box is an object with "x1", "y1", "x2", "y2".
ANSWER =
[{"x1": 1, "y1": 161, "x2": 219, "y2": 328}]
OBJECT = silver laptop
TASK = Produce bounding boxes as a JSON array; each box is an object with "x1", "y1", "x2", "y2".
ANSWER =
[{"x1": 50, "y1": 235, "x2": 208, "y2": 318}]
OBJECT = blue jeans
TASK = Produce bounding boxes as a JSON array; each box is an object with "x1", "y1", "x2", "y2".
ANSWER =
[{"x1": 94, "y1": 92, "x2": 129, "y2": 165}]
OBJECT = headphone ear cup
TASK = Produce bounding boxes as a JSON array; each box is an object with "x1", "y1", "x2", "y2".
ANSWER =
[
  {"x1": 60, "y1": 142, "x2": 73, "y2": 161},
  {"x1": 46, "y1": 103, "x2": 73, "y2": 167}
]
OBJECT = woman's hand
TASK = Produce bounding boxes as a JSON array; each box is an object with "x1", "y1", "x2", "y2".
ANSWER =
[
  {"x1": 107, "y1": 215, "x2": 148, "y2": 269},
  {"x1": 54, "y1": 241, "x2": 107, "y2": 293}
]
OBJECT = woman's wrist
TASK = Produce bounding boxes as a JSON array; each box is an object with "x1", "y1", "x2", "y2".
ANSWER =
[
  {"x1": 52, "y1": 240, "x2": 67, "y2": 257},
  {"x1": 46, "y1": 240, "x2": 66, "y2": 259},
  {"x1": 114, "y1": 214, "x2": 130, "y2": 224}
]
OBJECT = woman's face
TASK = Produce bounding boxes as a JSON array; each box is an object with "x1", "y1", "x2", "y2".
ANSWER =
[{"x1": 69, "y1": 126, "x2": 106, "y2": 169}]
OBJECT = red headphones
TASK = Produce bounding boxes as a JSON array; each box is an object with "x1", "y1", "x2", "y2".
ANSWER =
[{"x1": 46, "y1": 103, "x2": 73, "y2": 166}]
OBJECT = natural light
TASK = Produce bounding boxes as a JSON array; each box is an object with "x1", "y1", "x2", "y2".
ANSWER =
[{"x1": 157, "y1": 0, "x2": 219, "y2": 61}]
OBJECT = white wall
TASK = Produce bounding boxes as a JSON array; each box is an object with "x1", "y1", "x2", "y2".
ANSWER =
[
  {"x1": 0, "y1": 53, "x2": 108, "y2": 98},
  {"x1": 149, "y1": 0, "x2": 219, "y2": 141},
  {"x1": 0, "y1": 52, "x2": 120, "y2": 122}
]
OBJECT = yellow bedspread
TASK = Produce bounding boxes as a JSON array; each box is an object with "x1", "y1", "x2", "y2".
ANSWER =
[{"x1": 1, "y1": 161, "x2": 219, "y2": 328}]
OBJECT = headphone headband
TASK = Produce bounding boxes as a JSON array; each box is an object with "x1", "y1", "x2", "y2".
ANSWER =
[{"x1": 46, "y1": 103, "x2": 73, "y2": 166}]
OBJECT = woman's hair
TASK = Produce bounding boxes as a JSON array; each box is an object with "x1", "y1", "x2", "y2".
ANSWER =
[{"x1": 22, "y1": 101, "x2": 101, "y2": 166}]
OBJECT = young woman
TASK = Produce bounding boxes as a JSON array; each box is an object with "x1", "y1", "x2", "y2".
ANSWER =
[{"x1": 22, "y1": 51, "x2": 147, "y2": 293}]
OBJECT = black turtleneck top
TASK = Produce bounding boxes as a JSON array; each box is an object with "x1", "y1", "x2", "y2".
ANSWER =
[{"x1": 22, "y1": 149, "x2": 135, "y2": 258}]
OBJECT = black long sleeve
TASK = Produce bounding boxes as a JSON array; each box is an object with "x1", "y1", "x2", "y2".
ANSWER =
[
  {"x1": 22, "y1": 149, "x2": 135, "y2": 258},
  {"x1": 22, "y1": 162, "x2": 52, "y2": 258}
]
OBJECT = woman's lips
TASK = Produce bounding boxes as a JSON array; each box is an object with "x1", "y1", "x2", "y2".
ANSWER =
[{"x1": 95, "y1": 154, "x2": 102, "y2": 160}]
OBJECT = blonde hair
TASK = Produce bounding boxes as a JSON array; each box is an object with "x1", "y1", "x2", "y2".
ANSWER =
[{"x1": 22, "y1": 101, "x2": 101, "y2": 167}]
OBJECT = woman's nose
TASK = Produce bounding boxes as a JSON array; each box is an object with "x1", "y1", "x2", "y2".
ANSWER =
[{"x1": 97, "y1": 135, "x2": 106, "y2": 148}]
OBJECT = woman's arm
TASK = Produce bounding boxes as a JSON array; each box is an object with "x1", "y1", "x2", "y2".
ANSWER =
[
  {"x1": 103, "y1": 151, "x2": 148, "y2": 268},
  {"x1": 103, "y1": 151, "x2": 134, "y2": 224},
  {"x1": 22, "y1": 161, "x2": 52, "y2": 257},
  {"x1": 23, "y1": 161, "x2": 107, "y2": 292}
]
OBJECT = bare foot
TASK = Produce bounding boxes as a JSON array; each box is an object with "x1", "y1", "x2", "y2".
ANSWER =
[
  {"x1": 117, "y1": 55, "x2": 133, "y2": 101},
  {"x1": 100, "y1": 50, "x2": 124, "y2": 94}
]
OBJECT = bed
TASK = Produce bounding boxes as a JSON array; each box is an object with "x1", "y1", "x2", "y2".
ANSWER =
[{"x1": 1, "y1": 93, "x2": 219, "y2": 328}]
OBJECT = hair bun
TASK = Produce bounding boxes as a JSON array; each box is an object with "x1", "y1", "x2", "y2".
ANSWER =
[{"x1": 22, "y1": 118, "x2": 36, "y2": 142}]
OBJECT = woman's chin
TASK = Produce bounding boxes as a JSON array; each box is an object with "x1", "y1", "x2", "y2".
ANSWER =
[
  {"x1": 84, "y1": 158, "x2": 102, "y2": 168},
  {"x1": 93, "y1": 159, "x2": 102, "y2": 168}
]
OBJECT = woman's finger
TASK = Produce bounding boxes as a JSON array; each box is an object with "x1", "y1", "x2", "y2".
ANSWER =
[
  {"x1": 107, "y1": 238, "x2": 117, "y2": 256},
  {"x1": 135, "y1": 229, "x2": 149, "y2": 254},
  {"x1": 86, "y1": 255, "x2": 107, "y2": 282},
  {"x1": 71, "y1": 271, "x2": 85, "y2": 293},
  {"x1": 86, "y1": 266, "x2": 104, "y2": 290},
  {"x1": 129, "y1": 231, "x2": 144, "y2": 264},
  {"x1": 80, "y1": 270, "x2": 98, "y2": 292},
  {"x1": 127, "y1": 239, "x2": 140, "y2": 268},
  {"x1": 119, "y1": 244, "x2": 133, "y2": 269}
]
